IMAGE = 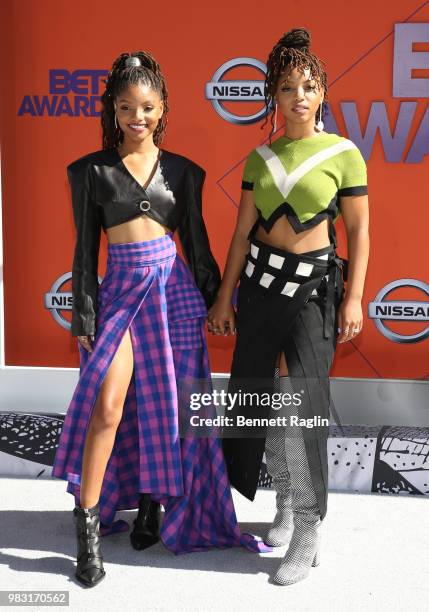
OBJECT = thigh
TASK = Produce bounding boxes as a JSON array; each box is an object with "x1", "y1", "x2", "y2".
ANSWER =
[
  {"x1": 277, "y1": 351, "x2": 289, "y2": 376},
  {"x1": 93, "y1": 327, "x2": 135, "y2": 418}
]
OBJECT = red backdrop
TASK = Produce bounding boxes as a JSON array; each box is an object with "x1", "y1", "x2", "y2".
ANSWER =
[{"x1": 1, "y1": 0, "x2": 428, "y2": 378}]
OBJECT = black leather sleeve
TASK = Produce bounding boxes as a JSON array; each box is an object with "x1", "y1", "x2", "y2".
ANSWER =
[
  {"x1": 67, "y1": 159, "x2": 101, "y2": 337},
  {"x1": 177, "y1": 162, "x2": 221, "y2": 310}
]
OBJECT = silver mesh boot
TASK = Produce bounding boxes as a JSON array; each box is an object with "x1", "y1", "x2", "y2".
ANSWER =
[
  {"x1": 273, "y1": 514, "x2": 321, "y2": 585},
  {"x1": 270, "y1": 375, "x2": 321, "y2": 585},
  {"x1": 264, "y1": 369, "x2": 293, "y2": 546},
  {"x1": 264, "y1": 490, "x2": 293, "y2": 546}
]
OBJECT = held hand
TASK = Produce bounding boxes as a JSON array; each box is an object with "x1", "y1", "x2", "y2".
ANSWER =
[
  {"x1": 77, "y1": 335, "x2": 94, "y2": 352},
  {"x1": 207, "y1": 298, "x2": 236, "y2": 336},
  {"x1": 337, "y1": 297, "x2": 363, "y2": 343}
]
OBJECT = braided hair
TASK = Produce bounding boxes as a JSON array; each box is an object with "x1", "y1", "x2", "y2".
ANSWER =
[
  {"x1": 101, "y1": 51, "x2": 169, "y2": 149},
  {"x1": 261, "y1": 27, "x2": 328, "y2": 143}
]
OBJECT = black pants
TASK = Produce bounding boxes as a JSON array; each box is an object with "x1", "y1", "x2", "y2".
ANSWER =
[{"x1": 222, "y1": 239, "x2": 345, "y2": 520}]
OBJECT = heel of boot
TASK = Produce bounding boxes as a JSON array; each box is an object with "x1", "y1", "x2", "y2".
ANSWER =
[
  {"x1": 130, "y1": 493, "x2": 161, "y2": 551},
  {"x1": 311, "y1": 545, "x2": 320, "y2": 567}
]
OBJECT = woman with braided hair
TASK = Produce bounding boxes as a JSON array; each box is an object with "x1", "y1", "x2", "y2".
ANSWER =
[
  {"x1": 209, "y1": 27, "x2": 369, "y2": 585},
  {"x1": 52, "y1": 50, "x2": 271, "y2": 588}
]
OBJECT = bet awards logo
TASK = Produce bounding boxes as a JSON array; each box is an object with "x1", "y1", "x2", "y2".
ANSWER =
[
  {"x1": 368, "y1": 279, "x2": 429, "y2": 343},
  {"x1": 44, "y1": 272, "x2": 102, "y2": 332},
  {"x1": 18, "y1": 69, "x2": 108, "y2": 117},
  {"x1": 205, "y1": 58, "x2": 269, "y2": 125}
]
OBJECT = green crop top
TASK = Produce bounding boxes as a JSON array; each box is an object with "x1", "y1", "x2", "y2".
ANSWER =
[{"x1": 242, "y1": 132, "x2": 368, "y2": 235}]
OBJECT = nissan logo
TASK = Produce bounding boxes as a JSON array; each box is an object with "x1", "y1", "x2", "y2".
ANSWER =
[
  {"x1": 205, "y1": 57, "x2": 269, "y2": 125},
  {"x1": 368, "y1": 278, "x2": 429, "y2": 343},
  {"x1": 44, "y1": 272, "x2": 103, "y2": 332}
]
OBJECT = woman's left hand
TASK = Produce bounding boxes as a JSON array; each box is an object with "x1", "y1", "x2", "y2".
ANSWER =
[
  {"x1": 207, "y1": 298, "x2": 236, "y2": 336},
  {"x1": 337, "y1": 296, "x2": 363, "y2": 343}
]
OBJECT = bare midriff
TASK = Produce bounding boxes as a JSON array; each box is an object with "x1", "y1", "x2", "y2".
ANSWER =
[
  {"x1": 106, "y1": 214, "x2": 171, "y2": 244},
  {"x1": 253, "y1": 215, "x2": 331, "y2": 254}
]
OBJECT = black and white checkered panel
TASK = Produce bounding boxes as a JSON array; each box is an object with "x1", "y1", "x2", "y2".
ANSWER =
[{"x1": 243, "y1": 241, "x2": 331, "y2": 300}]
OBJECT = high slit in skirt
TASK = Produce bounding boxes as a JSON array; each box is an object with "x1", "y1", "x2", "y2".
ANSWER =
[
  {"x1": 222, "y1": 235, "x2": 346, "y2": 520},
  {"x1": 52, "y1": 233, "x2": 271, "y2": 555}
]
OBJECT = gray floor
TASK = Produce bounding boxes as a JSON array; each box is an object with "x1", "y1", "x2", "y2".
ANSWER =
[{"x1": 1, "y1": 478, "x2": 428, "y2": 612}]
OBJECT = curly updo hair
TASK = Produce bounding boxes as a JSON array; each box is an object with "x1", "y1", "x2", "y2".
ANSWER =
[
  {"x1": 101, "y1": 51, "x2": 169, "y2": 150},
  {"x1": 262, "y1": 27, "x2": 329, "y2": 143}
]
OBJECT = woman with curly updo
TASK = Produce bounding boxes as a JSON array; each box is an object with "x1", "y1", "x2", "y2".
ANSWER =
[
  {"x1": 52, "y1": 50, "x2": 270, "y2": 588},
  {"x1": 209, "y1": 27, "x2": 369, "y2": 585}
]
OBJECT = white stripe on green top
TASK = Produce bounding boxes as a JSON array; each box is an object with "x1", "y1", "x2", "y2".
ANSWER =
[
  {"x1": 255, "y1": 140, "x2": 356, "y2": 199},
  {"x1": 241, "y1": 132, "x2": 368, "y2": 233}
]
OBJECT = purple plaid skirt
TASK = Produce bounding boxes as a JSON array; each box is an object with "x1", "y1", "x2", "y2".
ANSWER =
[{"x1": 52, "y1": 233, "x2": 271, "y2": 555}]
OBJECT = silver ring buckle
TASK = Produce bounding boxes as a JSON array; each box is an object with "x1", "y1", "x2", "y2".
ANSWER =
[{"x1": 139, "y1": 200, "x2": 151, "y2": 212}]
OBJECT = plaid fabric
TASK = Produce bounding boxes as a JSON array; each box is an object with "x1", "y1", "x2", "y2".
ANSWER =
[{"x1": 52, "y1": 233, "x2": 271, "y2": 555}]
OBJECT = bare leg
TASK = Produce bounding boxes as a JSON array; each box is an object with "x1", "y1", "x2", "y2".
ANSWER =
[
  {"x1": 277, "y1": 350, "x2": 288, "y2": 376},
  {"x1": 79, "y1": 328, "x2": 134, "y2": 509}
]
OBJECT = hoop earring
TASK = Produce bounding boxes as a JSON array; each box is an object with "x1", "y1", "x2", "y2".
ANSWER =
[
  {"x1": 273, "y1": 102, "x2": 278, "y2": 133},
  {"x1": 316, "y1": 102, "x2": 324, "y2": 131},
  {"x1": 114, "y1": 113, "x2": 118, "y2": 130}
]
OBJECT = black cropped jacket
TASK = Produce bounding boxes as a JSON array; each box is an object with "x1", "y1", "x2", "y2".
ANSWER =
[{"x1": 67, "y1": 147, "x2": 221, "y2": 337}]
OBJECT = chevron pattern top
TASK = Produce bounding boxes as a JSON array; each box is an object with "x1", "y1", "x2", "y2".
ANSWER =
[{"x1": 241, "y1": 132, "x2": 368, "y2": 233}]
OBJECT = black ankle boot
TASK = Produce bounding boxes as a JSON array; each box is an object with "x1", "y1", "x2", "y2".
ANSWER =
[
  {"x1": 129, "y1": 493, "x2": 161, "y2": 551},
  {"x1": 73, "y1": 502, "x2": 106, "y2": 587}
]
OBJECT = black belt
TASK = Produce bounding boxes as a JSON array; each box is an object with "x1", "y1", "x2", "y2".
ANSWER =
[
  {"x1": 322, "y1": 255, "x2": 347, "y2": 339},
  {"x1": 241, "y1": 238, "x2": 347, "y2": 340}
]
